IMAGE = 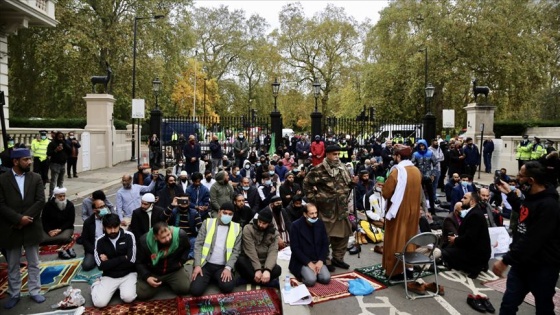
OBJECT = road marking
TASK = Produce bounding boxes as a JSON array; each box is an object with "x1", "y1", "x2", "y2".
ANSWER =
[{"x1": 434, "y1": 295, "x2": 461, "y2": 315}]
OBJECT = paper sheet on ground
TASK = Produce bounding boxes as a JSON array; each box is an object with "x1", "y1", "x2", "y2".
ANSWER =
[
  {"x1": 278, "y1": 246, "x2": 292, "y2": 261},
  {"x1": 282, "y1": 284, "x2": 312, "y2": 305}
]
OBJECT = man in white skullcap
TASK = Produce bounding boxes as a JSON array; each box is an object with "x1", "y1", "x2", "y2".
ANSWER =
[
  {"x1": 178, "y1": 170, "x2": 189, "y2": 193},
  {"x1": 129, "y1": 193, "x2": 165, "y2": 241},
  {"x1": 41, "y1": 186, "x2": 76, "y2": 259}
]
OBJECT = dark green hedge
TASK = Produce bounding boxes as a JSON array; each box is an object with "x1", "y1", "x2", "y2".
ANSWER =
[
  {"x1": 9, "y1": 118, "x2": 129, "y2": 130},
  {"x1": 494, "y1": 120, "x2": 560, "y2": 138}
]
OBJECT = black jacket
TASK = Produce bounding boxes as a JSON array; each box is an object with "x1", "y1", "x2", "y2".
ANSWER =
[
  {"x1": 136, "y1": 228, "x2": 190, "y2": 280},
  {"x1": 47, "y1": 139, "x2": 72, "y2": 164},
  {"x1": 41, "y1": 198, "x2": 75, "y2": 233},
  {"x1": 279, "y1": 182, "x2": 302, "y2": 208},
  {"x1": 453, "y1": 205, "x2": 491, "y2": 269},
  {"x1": 82, "y1": 214, "x2": 101, "y2": 254},
  {"x1": 503, "y1": 186, "x2": 560, "y2": 268},
  {"x1": 236, "y1": 186, "x2": 261, "y2": 215},
  {"x1": 129, "y1": 205, "x2": 165, "y2": 241},
  {"x1": 94, "y1": 229, "x2": 136, "y2": 278}
]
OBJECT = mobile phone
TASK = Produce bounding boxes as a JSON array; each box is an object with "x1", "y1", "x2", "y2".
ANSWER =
[{"x1": 494, "y1": 170, "x2": 502, "y2": 185}]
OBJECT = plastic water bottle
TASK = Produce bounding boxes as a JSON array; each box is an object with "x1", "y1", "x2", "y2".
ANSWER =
[{"x1": 284, "y1": 275, "x2": 291, "y2": 293}]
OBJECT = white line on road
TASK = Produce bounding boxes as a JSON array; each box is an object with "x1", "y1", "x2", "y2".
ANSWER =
[{"x1": 434, "y1": 296, "x2": 461, "y2": 315}]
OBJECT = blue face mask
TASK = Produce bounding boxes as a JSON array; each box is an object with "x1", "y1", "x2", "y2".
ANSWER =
[
  {"x1": 307, "y1": 217, "x2": 318, "y2": 224},
  {"x1": 509, "y1": 186, "x2": 516, "y2": 192},
  {"x1": 460, "y1": 209, "x2": 470, "y2": 218},
  {"x1": 242, "y1": 186, "x2": 250, "y2": 191},
  {"x1": 236, "y1": 171, "x2": 240, "y2": 176},
  {"x1": 461, "y1": 181, "x2": 468, "y2": 188},
  {"x1": 265, "y1": 180, "x2": 272, "y2": 186},
  {"x1": 256, "y1": 162, "x2": 261, "y2": 167},
  {"x1": 220, "y1": 214, "x2": 233, "y2": 225},
  {"x1": 41, "y1": 135, "x2": 47, "y2": 140},
  {"x1": 269, "y1": 171, "x2": 275, "y2": 175},
  {"x1": 99, "y1": 207, "x2": 109, "y2": 217}
]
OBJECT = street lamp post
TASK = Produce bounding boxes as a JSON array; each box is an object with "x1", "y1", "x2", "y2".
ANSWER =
[
  {"x1": 131, "y1": 14, "x2": 164, "y2": 163},
  {"x1": 425, "y1": 83, "x2": 435, "y2": 114},
  {"x1": 422, "y1": 82, "x2": 436, "y2": 142},
  {"x1": 419, "y1": 47, "x2": 429, "y2": 115},
  {"x1": 313, "y1": 79, "x2": 321, "y2": 112},
  {"x1": 150, "y1": 77, "x2": 162, "y2": 167},
  {"x1": 152, "y1": 77, "x2": 162, "y2": 109},
  {"x1": 271, "y1": 78, "x2": 280, "y2": 112}
]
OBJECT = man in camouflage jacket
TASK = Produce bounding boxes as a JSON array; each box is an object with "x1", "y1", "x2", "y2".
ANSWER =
[{"x1": 304, "y1": 144, "x2": 353, "y2": 271}]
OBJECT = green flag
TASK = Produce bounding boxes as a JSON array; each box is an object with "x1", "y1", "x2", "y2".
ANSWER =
[{"x1": 268, "y1": 133, "x2": 276, "y2": 156}]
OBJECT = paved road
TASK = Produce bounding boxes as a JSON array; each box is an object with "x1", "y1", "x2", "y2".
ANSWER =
[{"x1": 0, "y1": 162, "x2": 543, "y2": 315}]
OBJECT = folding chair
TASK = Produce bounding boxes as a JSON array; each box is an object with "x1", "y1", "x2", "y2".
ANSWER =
[{"x1": 387, "y1": 232, "x2": 440, "y2": 299}]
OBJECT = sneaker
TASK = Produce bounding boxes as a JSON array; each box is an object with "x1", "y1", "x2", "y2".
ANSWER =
[
  {"x1": 67, "y1": 249, "x2": 77, "y2": 258},
  {"x1": 425, "y1": 282, "x2": 444, "y2": 296},
  {"x1": 467, "y1": 294, "x2": 487, "y2": 313},
  {"x1": 406, "y1": 282, "x2": 426, "y2": 295},
  {"x1": 30, "y1": 294, "x2": 46, "y2": 304},
  {"x1": 4, "y1": 297, "x2": 20, "y2": 309},
  {"x1": 477, "y1": 295, "x2": 495, "y2": 313}
]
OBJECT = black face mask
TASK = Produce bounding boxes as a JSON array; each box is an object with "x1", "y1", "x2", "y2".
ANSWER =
[
  {"x1": 433, "y1": 145, "x2": 439, "y2": 149},
  {"x1": 206, "y1": 177, "x2": 212, "y2": 181},
  {"x1": 168, "y1": 183, "x2": 176, "y2": 188},
  {"x1": 181, "y1": 178, "x2": 188, "y2": 183},
  {"x1": 272, "y1": 205, "x2": 282, "y2": 212}
]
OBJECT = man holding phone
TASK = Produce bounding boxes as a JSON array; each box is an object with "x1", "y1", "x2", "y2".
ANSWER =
[
  {"x1": 162, "y1": 193, "x2": 202, "y2": 259},
  {"x1": 46, "y1": 131, "x2": 72, "y2": 196}
]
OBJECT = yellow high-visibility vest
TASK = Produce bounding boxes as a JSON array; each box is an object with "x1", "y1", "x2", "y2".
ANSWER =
[
  {"x1": 31, "y1": 138, "x2": 50, "y2": 162},
  {"x1": 200, "y1": 218, "x2": 240, "y2": 266}
]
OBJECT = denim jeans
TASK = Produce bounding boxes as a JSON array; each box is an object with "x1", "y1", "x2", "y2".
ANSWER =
[
  {"x1": 500, "y1": 264, "x2": 560, "y2": 315},
  {"x1": 484, "y1": 153, "x2": 492, "y2": 173},
  {"x1": 432, "y1": 169, "x2": 441, "y2": 202}
]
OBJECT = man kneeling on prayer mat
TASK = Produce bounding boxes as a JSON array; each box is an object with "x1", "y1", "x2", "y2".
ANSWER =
[
  {"x1": 289, "y1": 203, "x2": 331, "y2": 287},
  {"x1": 191, "y1": 202, "x2": 242, "y2": 297},
  {"x1": 136, "y1": 221, "x2": 191, "y2": 300},
  {"x1": 91, "y1": 214, "x2": 137, "y2": 308},
  {"x1": 235, "y1": 209, "x2": 282, "y2": 287},
  {"x1": 40, "y1": 186, "x2": 76, "y2": 259}
]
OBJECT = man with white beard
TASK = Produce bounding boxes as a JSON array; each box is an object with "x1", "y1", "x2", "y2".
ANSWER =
[{"x1": 40, "y1": 186, "x2": 76, "y2": 259}]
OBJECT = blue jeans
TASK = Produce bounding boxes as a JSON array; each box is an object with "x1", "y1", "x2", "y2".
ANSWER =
[
  {"x1": 484, "y1": 153, "x2": 492, "y2": 173},
  {"x1": 500, "y1": 264, "x2": 559, "y2": 315},
  {"x1": 432, "y1": 169, "x2": 440, "y2": 201},
  {"x1": 188, "y1": 236, "x2": 196, "y2": 259}
]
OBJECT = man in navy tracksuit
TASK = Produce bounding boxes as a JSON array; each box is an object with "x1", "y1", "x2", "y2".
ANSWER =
[
  {"x1": 91, "y1": 214, "x2": 137, "y2": 308},
  {"x1": 493, "y1": 161, "x2": 560, "y2": 314}
]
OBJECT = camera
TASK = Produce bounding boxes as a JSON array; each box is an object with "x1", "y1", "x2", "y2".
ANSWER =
[
  {"x1": 177, "y1": 199, "x2": 189, "y2": 205},
  {"x1": 494, "y1": 170, "x2": 502, "y2": 185}
]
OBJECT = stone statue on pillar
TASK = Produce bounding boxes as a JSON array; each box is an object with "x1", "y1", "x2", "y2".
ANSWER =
[{"x1": 463, "y1": 79, "x2": 495, "y2": 139}]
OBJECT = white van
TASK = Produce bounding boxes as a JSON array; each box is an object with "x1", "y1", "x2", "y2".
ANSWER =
[
  {"x1": 373, "y1": 124, "x2": 423, "y2": 141},
  {"x1": 282, "y1": 128, "x2": 295, "y2": 140}
]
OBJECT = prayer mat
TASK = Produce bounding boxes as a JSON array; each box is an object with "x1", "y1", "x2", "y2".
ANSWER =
[
  {"x1": 29, "y1": 306, "x2": 85, "y2": 315},
  {"x1": 84, "y1": 298, "x2": 179, "y2": 315},
  {"x1": 0, "y1": 258, "x2": 81, "y2": 297},
  {"x1": 39, "y1": 233, "x2": 80, "y2": 256},
  {"x1": 290, "y1": 271, "x2": 386, "y2": 305},
  {"x1": 179, "y1": 288, "x2": 282, "y2": 315},
  {"x1": 72, "y1": 266, "x2": 102, "y2": 285},
  {"x1": 354, "y1": 263, "x2": 434, "y2": 287},
  {"x1": 483, "y1": 277, "x2": 560, "y2": 314}
]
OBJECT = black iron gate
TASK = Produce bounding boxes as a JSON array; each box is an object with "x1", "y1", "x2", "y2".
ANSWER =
[{"x1": 160, "y1": 115, "x2": 271, "y2": 167}]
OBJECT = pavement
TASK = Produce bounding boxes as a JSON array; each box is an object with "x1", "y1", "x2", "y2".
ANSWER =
[{"x1": 1, "y1": 163, "x2": 542, "y2": 315}]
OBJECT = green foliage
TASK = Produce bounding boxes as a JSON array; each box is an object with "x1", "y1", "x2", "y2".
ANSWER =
[{"x1": 9, "y1": 117, "x2": 129, "y2": 130}]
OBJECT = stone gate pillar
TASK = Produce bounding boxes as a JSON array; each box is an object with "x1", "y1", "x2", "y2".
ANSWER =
[
  {"x1": 84, "y1": 94, "x2": 115, "y2": 168},
  {"x1": 463, "y1": 103, "x2": 496, "y2": 140}
]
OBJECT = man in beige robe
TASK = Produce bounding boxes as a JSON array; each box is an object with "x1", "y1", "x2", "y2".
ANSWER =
[{"x1": 382, "y1": 144, "x2": 422, "y2": 278}]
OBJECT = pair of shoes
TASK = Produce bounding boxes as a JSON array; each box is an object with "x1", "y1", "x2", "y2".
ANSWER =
[
  {"x1": 435, "y1": 199, "x2": 441, "y2": 204},
  {"x1": 477, "y1": 295, "x2": 495, "y2": 313},
  {"x1": 67, "y1": 249, "x2": 77, "y2": 258},
  {"x1": 68, "y1": 175, "x2": 72, "y2": 179},
  {"x1": 424, "y1": 282, "x2": 445, "y2": 296},
  {"x1": 467, "y1": 271, "x2": 480, "y2": 279},
  {"x1": 331, "y1": 258, "x2": 349, "y2": 269},
  {"x1": 348, "y1": 245, "x2": 361, "y2": 255},
  {"x1": 407, "y1": 282, "x2": 426, "y2": 295},
  {"x1": 373, "y1": 245, "x2": 383, "y2": 254},
  {"x1": 74, "y1": 174, "x2": 78, "y2": 178},
  {"x1": 4, "y1": 297, "x2": 20, "y2": 309},
  {"x1": 30, "y1": 294, "x2": 46, "y2": 303},
  {"x1": 467, "y1": 294, "x2": 487, "y2": 313},
  {"x1": 58, "y1": 250, "x2": 71, "y2": 259},
  {"x1": 326, "y1": 264, "x2": 336, "y2": 272}
]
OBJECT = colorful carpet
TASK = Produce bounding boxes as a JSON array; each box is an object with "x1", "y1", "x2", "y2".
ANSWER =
[
  {"x1": 0, "y1": 258, "x2": 81, "y2": 297},
  {"x1": 84, "y1": 298, "x2": 179, "y2": 315},
  {"x1": 72, "y1": 266, "x2": 102, "y2": 285},
  {"x1": 483, "y1": 277, "x2": 560, "y2": 314},
  {"x1": 39, "y1": 233, "x2": 80, "y2": 256},
  {"x1": 354, "y1": 263, "x2": 434, "y2": 287},
  {"x1": 290, "y1": 271, "x2": 386, "y2": 305},
  {"x1": 179, "y1": 288, "x2": 281, "y2": 315}
]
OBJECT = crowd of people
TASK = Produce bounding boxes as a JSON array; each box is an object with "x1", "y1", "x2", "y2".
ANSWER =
[{"x1": 1, "y1": 130, "x2": 559, "y2": 314}]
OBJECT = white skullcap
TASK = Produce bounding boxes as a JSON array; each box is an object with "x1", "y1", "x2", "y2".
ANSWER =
[
  {"x1": 180, "y1": 171, "x2": 188, "y2": 176},
  {"x1": 142, "y1": 193, "x2": 155, "y2": 203},
  {"x1": 53, "y1": 187, "x2": 67, "y2": 195}
]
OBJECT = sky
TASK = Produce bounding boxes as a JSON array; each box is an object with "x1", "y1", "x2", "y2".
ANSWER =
[{"x1": 194, "y1": 0, "x2": 391, "y2": 31}]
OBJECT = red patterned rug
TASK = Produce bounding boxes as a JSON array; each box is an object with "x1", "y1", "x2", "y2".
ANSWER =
[
  {"x1": 483, "y1": 277, "x2": 560, "y2": 313},
  {"x1": 38, "y1": 233, "x2": 80, "y2": 256},
  {"x1": 179, "y1": 288, "x2": 281, "y2": 315},
  {"x1": 84, "y1": 298, "x2": 179, "y2": 315},
  {"x1": 290, "y1": 271, "x2": 386, "y2": 305}
]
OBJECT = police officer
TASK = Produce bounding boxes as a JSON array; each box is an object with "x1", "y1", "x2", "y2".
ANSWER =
[{"x1": 31, "y1": 130, "x2": 50, "y2": 187}]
